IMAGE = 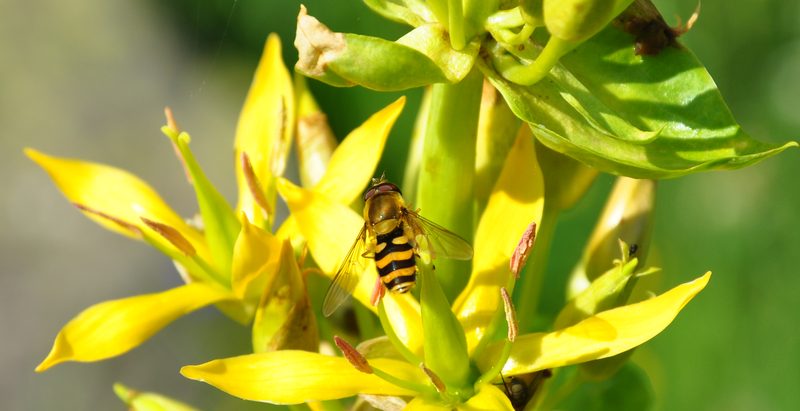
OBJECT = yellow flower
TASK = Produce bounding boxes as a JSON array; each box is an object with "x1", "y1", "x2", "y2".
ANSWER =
[
  {"x1": 28, "y1": 34, "x2": 403, "y2": 371},
  {"x1": 180, "y1": 126, "x2": 711, "y2": 409}
]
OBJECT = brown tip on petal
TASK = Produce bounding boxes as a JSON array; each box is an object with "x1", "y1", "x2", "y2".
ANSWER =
[
  {"x1": 73, "y1": 203, "x2": 142, "y2": 237},
  {"x1": 295, "y1": 4, "x2": 345, "y2": 77},
  {"x1": 420, "y1": 363, "x2": 447, "y2": 394},
  {"x1": 269, "y1": 97, "x2": 289, "y2": 176},
  {"x1": 333, "y1": 336, "x2": 372, "y2": 374},
  {"x1": 141, "y1": 217, "x2": 197, "y2": 257},
  {"x1": 241, "y1": 152, "x2": 273, "y2": 217},
  {"x1": 501, "y1": 287, "x2": 518, "y2": 342},
  {"x1": 370, "y1": 276, "x2": 385, "y2": 307},
  {"x1": 164, "y1": 107, "x2": 180, "y2": 133},
  {"x1": 510, "y1": 222, "x2": 537, "y2": 278}
]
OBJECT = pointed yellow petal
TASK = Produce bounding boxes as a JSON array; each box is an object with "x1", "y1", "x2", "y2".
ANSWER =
[
  {"x1": 231, "y1": 215, "x2": 282, "y2": 299},
  {"x1": 25, "y1": 149, "x2": 210, "y2": 260},
  {"x1": 295, "y1": 74, "x2": 338, "y2": 188},
  {"x1": 234, "y1": 34, "x2": 295, "y2": 226},
  {"x1": 252, "y1": 240, "x2": 318, "y2": 352},
  {"x1": 382, "y1": 292, "x2": 424, "y2": 357},
  {"x1": 405, "y1": 396, "x2": 449, "y2": 411},
  {"x1": 459, "y1": 384, "x2": 514, "y2": 411},
  {"x1": 453, "y1": 128, "x2": 544, "y2": 352},
  {"x1": 314, "y1": 97, "x2": 405, "y2": 203},
  {"x1": 476, "y1": 273, "x2": 711, "y2": 375},
  {"x1": 180, "y1": 351, "x2": 423, "y2": 403},
  {"x1": 276, "y1": 178, "x2": 375, "y2": 311},
  {"x1": 114, "y1": 382, "x2": 200, "y2": 411},
  {"x1": 36, "y1": 283, "x2": 232, "y2": 371}
]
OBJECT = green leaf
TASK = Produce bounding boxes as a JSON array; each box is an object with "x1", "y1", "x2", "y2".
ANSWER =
[
  {"x1": 482, "y1": 25, "x2": 797, "y2": 179},
  {"x1": 559, "y1": 363, "x2": 653, "y2": 411},
  {"x1": 295, "y1": 7, "x2": 449, "y2": 90},
  {"x1": 363, "y1": 0, "x2": 435, "y2": 26},
  {"x1": 164, "y1": 129, "x2": 240, "y2": 279}
]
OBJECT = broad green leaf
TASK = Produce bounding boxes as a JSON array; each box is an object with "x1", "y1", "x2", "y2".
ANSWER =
[
  {"x1": 482, "y1": 24, "x2": 797, "y2": 178},
  {"x1": 296, "y1": 7, "x2": 448, "y2": 90},
  {"x1": 181, "y1": 351, "x2": 425, "y2": 403},
  {"x1": 36, "y1": 283, "x2": 232, "y2": 371}
]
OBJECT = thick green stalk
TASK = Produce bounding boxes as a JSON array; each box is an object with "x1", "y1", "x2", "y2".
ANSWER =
[
  {"x1": 514, "y1": 204, "x2": 559, "y2": 333},
  {"x1": 415, "y1": 69, "x2": 482, "y2": 300}
]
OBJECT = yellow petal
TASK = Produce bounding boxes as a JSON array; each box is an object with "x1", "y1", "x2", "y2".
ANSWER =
[
  {"x1": 476, "y1": 272, "x2": 711, "y2": 375},
  {"x1": 231, "y1": 215, "x2": 282, "y2": 299},
  {"x1": 276, "y1": 178, "x2": 375, "y2": 311},
  {"x1": 404, "y1": 396, "x2": 449, "y2": 411},
  {"x1": 314, "y1": 97, "x2": 405, "y2": 204},
  {"x1": 453, "y1": 127, "x2": 544, "y2": 352},
  {"x1": 405, "y1": 385, "x2": 515, "y2": 411},
  {"x1": 252, "y1": 240, "x2": 318, "y2": 352},
  {"x1": 460, "y1": 384, "x2": 514, "y2": 411},
  {"x1": 382, "y1": 291, "x2": 425, "y2": 357},
  {"x1": 36, "y1": 283, "x2": 232, "y2": 371},
  {"x1": 180, "y1": 351, "x2": 423, "y2": 403},
  {"x1": 114, "y1": 382, "x2": 200, "y2": 411},
  {"x1": 234, "y1": 34, "x2": 295, "y2": 226},
  {"x1": 26, "y1": 149, "x2": 210, "y2": 260}
]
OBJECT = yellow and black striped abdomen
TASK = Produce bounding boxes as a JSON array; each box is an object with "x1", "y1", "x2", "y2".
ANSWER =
[{"x1": 375, "y1": 225, "x2": 416, "y2": 293}]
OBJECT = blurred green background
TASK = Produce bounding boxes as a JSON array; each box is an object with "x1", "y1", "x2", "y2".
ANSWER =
[{"x1": 3, "y1": 0, "x2": 798, "y2": 409}]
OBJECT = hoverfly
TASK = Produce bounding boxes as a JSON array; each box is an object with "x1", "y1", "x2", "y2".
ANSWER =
[{"x1": 322, "y1": 177, "x2": 473, "y2": 317}]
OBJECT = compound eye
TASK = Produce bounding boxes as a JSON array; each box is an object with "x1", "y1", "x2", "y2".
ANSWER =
[{"x1": 363, "y1": 187, "x2": 378, "y2": 202}]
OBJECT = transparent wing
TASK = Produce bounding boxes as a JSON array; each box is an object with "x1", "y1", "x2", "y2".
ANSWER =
[
  {"x1": 404, "y1": 209, "x2": 474, "y2": 261},
  {"x1": 322, "y1": 224, "x2": 368, "y2": 317}
]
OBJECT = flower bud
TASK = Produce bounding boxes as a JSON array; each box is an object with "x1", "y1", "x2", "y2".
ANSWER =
[
  {"x1": 567, "y1": 177, "x2": 655, "y2": 298},
  {"x1": 295, "y1": 6, "x2": 459, "y2": 90},
  {"x1": 544, "y1": 0, "x2": 633, "y2": 43}
]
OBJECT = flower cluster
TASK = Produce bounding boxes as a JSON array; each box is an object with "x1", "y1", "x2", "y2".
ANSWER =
[{"x1": 29, "y1": 1, "x2": 796, "y2": 410}]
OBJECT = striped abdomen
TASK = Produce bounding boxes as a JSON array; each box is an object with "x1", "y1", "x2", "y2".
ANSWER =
[{"x1": 375, "y1": 225, "x2": 416, "y2": 293}]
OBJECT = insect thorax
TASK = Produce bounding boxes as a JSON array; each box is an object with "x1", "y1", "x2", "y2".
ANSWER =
[{"x1": 365, "y1": 191, "x2": 405, "y2": 235}]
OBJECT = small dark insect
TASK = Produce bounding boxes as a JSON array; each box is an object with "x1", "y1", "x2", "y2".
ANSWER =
[
  {"x1": 629, "y1": 243, "x2": 639, "y2": 257},
  {"x1": 499, "y1": 370, "x2": 553, "y2": 410}
]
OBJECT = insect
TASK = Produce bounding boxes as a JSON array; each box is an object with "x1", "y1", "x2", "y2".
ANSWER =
[
  {"x1": 322, "y1": 177, "x2": 473, "y2": 317},
  {"x1": 499, "y1": 370, "x2": 552, "y2": 410}
]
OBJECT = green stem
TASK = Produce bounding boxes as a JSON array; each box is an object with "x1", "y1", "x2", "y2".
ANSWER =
[
  {"x1": 420, "y1": 264, "x2": 472, "y2": 391},
  {"x1": 448, "y1": 0, "x2": 466, "y2": 50},
  {"x1": 372, "y1": 365, "x2": 438, "y2": 397},
  {"x1": 415, "y1": 69, "x2": 482, "y2": 300},
  {"x1": 473, "y1": 338, "x2": 512, "y2": 388},
  {"x1": 515, "y1": 204, "x2": 559, "y2": 333}
]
